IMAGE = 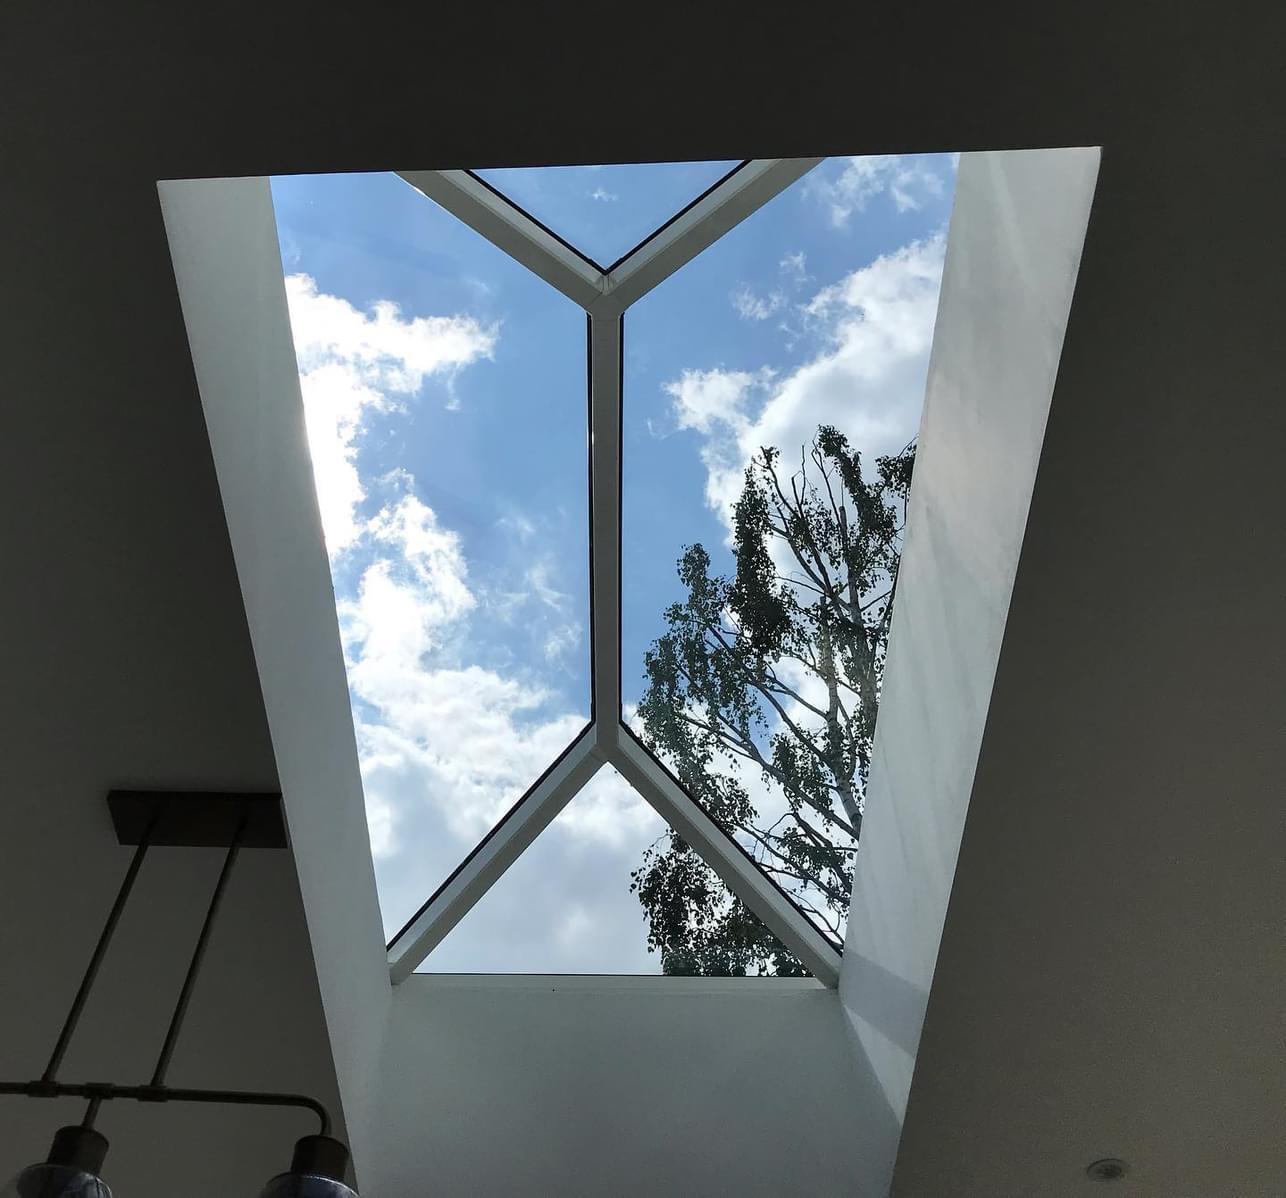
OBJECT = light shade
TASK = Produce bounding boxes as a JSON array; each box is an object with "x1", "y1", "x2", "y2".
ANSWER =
[
  {"x1": 1, "y1": 1127, "x2": 112, "y2": 1198},
  {"x1": 258, "y1": 1136, "x2": 357, "y2": 1198},
  {"x1": 1, "y1": 1163, "x2": 112, "y2": 1198},
  {"x1": 257, "y1": 1176, "x2": 357, "y2": 1198}
]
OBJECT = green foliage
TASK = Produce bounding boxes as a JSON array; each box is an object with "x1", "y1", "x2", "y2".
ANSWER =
[{"x1": 633, "y1": 426, "x2": 915, "y2": 975}]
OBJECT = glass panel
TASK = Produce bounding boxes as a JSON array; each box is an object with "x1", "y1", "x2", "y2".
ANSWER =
[
  {"x1": 621, "y1": 153, "x2": 958, "y2": 953},
  {"x1": 423, "y1": 764, "x2": 807, "y2": 975},
  {"x1": 473, "y1": 160, "x2": 742, "y2": 268},
  {"x1": 271, "y1": 171, "x2": 590, "y2": 939}
]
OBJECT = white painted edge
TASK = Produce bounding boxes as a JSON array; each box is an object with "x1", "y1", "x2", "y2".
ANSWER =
[
  {"x1": 406, "y1": 973, "x2": 828, "y2": 994},
  {"x1": 839, "y1": 149, "x2": 1104, "y2": 1143},
  {"x1": 157, "y1": 176, "x2": 391, "y2": 1178}
]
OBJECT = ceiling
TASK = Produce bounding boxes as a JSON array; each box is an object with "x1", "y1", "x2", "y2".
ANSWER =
[{"x1": 1, "y1": 5, "x2": 1282, "y2": 1195}]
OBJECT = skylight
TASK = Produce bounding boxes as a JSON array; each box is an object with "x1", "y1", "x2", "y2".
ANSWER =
[{"x1": 270, "y1": 154, "x2": 957, "y2": 980}]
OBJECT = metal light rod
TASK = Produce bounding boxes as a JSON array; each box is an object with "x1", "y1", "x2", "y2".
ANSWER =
[
  {"x1": 40, "y1": 820, "x2": 156, "y2": 1083},
  {"x1": 8, "y1": 790, "x2": 336, "y2": 1136},
  {"x1": 0, "y1": 1079, "x2": 331, "y2": 1136},
  {"x1": 149, "y1": 811, "x2": 247, "y2": 1087}
]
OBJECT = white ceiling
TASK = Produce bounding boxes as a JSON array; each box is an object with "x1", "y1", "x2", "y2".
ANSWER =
[{"x1": 1, "y1": 6, "x2": 1282, "y2": 1195}]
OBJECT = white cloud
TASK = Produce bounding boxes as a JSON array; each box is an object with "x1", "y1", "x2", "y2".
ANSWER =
[
  {"x1": 294, "y1": 361, "x2": 390, "y2": 557},
  {"x1": 522, "y1": 561, "x2": 570, "y2": 611},
  {"x1": 338, "y1": 518, "x2": 601, "y2": 856},
  {"x1": 663, "y1": 367, "x2": 769, "y2": 517},
  {"x1": 368, "y1": 493, "x2": 475, "y2": 623},
  {"x1": 423, "y1": 763, "x2": 664, "y2": 972},
  {"x1": 779, "y1": 251, "x2": 809, "y2": 284},
  {"x1": 363, "y1": 788, "x2": 398, "y2": 859},
  {"x1": 808, "y1": 155, "x2": 946, "y2": 227},
  {"x1": 355, "y1": 664, "x2": 585, "y2": 841},
  {"x1": 486, "y1": 555, "x2": 582, "y2": 664},
  {"x1": 665, "y1": 366, "x2": 772, "y2": 437},
  {"x1": 285, "y1": 273, "x2": 497, "y2": 393},
  {"x1": 667, "y1": 233, "x2": 945, "y2": 526},
  {"x1": 732, "y1": 285, "x2": 785, "y2": 321},
  {"x1": 558, "y1": 766, "x2": 663, "y2": 849},
  {"x1": 542, "y1": 622, "x2": 582, "y2": 663},
  {"x1": 590, "y1": 186, "x2": 618, "y2": 202},
  {"x1": 283, "y1": 273, "x2": 496, "y2": 555}
]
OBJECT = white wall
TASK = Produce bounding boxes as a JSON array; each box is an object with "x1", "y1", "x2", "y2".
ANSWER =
[
  {"x1": 367, "y1": 976, "x2": 889, "y2": 1197},
  {"x1": 839, "y1": 147, "x2": 1100, "y2": 1190}
]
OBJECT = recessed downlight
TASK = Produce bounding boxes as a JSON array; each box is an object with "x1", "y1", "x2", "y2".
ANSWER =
[{"x1": 1086, "y1": 1158, "x2": 1129, "y2": 1181}]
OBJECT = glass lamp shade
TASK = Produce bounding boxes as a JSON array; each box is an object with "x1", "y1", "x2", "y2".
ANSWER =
[
  {"x1": 2, "y1": 1127, "x2": 112, "y2": 1198},
  {"x1": 1, "y1": 1163, "x2": 112, "y2": 1198},
  {"x1": 258, "y1": 1175, "x2": 357, "y2": 1198},
  {"x1": 257, "y1": 1136, "x2": 357, "y2": 1198}
]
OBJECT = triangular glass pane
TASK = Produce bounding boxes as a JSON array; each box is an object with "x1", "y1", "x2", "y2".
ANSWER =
[
  {"x1": 270, "y1": 170, "x2": 591, "y2": 939},
  {"x1": 473, "y1": 160, "x2": 743, "y2": 268},
  {"x1": 620, "y1": 153, "x2": 960, "y2": 949},
  {"x1": 423, "y1": 763, "x2": 809, "y2": 975}
]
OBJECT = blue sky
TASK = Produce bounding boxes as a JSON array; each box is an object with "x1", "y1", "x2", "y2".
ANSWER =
[{"x1": 270, "y1": 154, "x2": 955, "y2": 973}]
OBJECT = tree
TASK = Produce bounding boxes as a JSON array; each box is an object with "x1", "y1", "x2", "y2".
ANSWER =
[{"x1": 632, "y1": 425, "x2": 915, "y2": 975}]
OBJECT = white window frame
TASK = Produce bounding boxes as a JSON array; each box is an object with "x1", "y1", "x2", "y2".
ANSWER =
[{"x1": 387, "y1": 159, "x2": 843, "y2": 986}]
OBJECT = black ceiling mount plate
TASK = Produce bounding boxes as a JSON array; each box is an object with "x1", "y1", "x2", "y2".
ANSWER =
[{"x1": 107, "y1": 790, "x2": 287, "y2": 849}]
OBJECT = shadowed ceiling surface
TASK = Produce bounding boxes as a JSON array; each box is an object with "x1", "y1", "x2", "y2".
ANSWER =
[{"x1": 1, "y1": 7, "x2": 1282, "y2": 1194}]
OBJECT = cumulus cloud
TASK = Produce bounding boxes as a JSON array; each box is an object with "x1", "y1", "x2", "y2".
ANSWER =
[
  {"x1": 664, "y1": 367, "x2": 768, "y2": 517},
  {"x1": 666, "y1": 366, "x2": 772, "y2": 437},
  {"x1": 354, "y1": 663, "x2": 585, "y2": 840},
  {"x1": 286, "y1": 273, "x2": 497, "y2": 392},
  {"x1": 293, "y1": 361, "x2": 390, "y2": 559},
  {"x1": 341, "y1": 523, "x2": 599, "y2": 869},
  {"x1": 807, "y1": 155, "x2": 946, "y2": 227},
  {"x1": 284, "y1": 273, "x2": 497, "y2": 555},
  {"x1": 590, "y1": 186, "x2": 618, "y2": 202},
  {"x1": 367, "y1": 494, "x2": 475, "y2": 623},
  {"x1": 558, "y1": 765, "x2": 664, "y2": 849},
  {"x1": 426, "y1": 763, "x2": 664, "y2": 973},
  {"x1": 668, "y1": 234, "x2": 946, "y2": 526}
]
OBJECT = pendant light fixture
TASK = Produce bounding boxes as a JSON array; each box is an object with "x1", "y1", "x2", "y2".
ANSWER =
[{"x1": 0, "y1": 791, "x2": 359, "y2": 1197}]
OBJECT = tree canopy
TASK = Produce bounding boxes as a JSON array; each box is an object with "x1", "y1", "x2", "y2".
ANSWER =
[{"x1": 633, "y1": 425, "x2": 915, "y2": 975}]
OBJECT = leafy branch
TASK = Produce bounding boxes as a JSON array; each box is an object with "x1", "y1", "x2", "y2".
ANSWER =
[{"x1": 634, "y1": 425, "x2": 915, "y2": 975}]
